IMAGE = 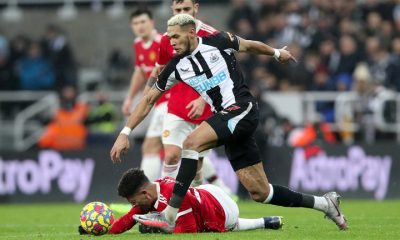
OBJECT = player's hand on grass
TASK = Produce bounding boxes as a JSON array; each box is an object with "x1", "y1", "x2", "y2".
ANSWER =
[
  {"x1": 110, "y1": 134, "x2": 130, "y2": 163},
  {"x1": 277, "y1": 46, "x2": 297, "y2": 64},
  {"x1": 186, "y1": 96, "x2": 206, "y2": 119},
  {"x1": 122, "y1": 98, "x2": 132, "y2": 116}
]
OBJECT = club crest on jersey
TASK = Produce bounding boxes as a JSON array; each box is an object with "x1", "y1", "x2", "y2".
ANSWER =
[
  {"x1": 149, "y1": 51, "x2": 157, "y2": 62},
  {"x1": 210, "y1": 53, "x2": 219, "y2": 63},
  {"x1": 180, "y1": 67, "x2": 189, "y2": 72}
]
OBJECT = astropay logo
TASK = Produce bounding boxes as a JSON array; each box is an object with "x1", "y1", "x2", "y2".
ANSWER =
[
  {"x1": 0, "y1": 150, "x2": 94, "y2": 202},
  {"x1": 289, "y1": 146, "x2": 392, "y2": 200}
]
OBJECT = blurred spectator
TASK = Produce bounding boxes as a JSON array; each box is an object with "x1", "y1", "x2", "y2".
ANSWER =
[
  {"x1": 85, "y1": 90, "x2": 118, "y2": 145},
  {"x1": 335, "y1": 34, "x2": 361, "y2": 75},
  {"x1": 9, "y1": 35, "x2": 30, "y2": 68},
  {"x1": 336, "y1": 63, "x2": 395, "y2": 143},
  {"x1": 17, "y1": 41, "x2": 55, "y2": 90},
  {"x1": 286, "y1": 42, "x2": 313, "y2": 90},
  {"x1": 228, "y1": 0, "x2": 257, "y2": 31},
  {"x1": 365, "y1": 36, "x2": 390, "y2": 85},
  {"x1": 38, "y1": 86, "x2": 89, "y2": 150},
  {"x1": 106, "y1": 49, "x2": 131, "y2": 89},
  {"x1": 318, "y1": 36, "x2": 340, "y2": 75},
  {"x1": 310, "y1": 63, "x2": 336, "y2": 122},
  {"x1": 365, "y1": 12, "x2": 383, "y2": 37},
  {"x1": 41, "y1": 24, "x2": 77, "y2": 89},
  {"x1": 385, "y1": 35, "x2": 400, "y2": 91}
]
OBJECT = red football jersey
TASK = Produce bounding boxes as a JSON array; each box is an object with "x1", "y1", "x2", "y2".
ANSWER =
[
  {"x1": 157, "y1": 20, "x2": 219, "y2": 124},
  {"x1": 109, "y1": 177, "x2": 227, "y2": 234},
  {"x1": 134, "y1": 31, "x2": 169, "y2": 105}
]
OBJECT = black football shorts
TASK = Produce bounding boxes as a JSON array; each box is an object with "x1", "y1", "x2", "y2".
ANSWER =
[{"x1": 206, "y1": 101, "x2": 262, "y2": 171}]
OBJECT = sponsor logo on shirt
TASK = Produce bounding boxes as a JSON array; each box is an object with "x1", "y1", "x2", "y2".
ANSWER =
[{"x1": 188, "y1": 70, "x2": 228, "y2": 93}]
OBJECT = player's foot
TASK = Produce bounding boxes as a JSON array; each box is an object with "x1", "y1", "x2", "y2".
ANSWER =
[
  {"x1": 133, "y1": 212, "x2": 175, "y2": 234},
  {"x1": 323, "y1": 192, "x2": 348, "y2": 230},
  {"x1": 264, "y1": 216, "x2": 283, "y2": 230},
  {"x1": 109, "y1": 203, "x2": 131, "y2": 215}
]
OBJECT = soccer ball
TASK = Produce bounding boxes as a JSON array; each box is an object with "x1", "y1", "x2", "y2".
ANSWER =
[{"x1": 80, "y1": 202, "x2": 115, "y2": 236}]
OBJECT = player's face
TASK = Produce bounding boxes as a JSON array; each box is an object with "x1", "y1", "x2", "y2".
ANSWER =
[
  {"x1": 131, "y1": 14, "x2": 154, "y2": 39},
  {"x1": 171, "y1": 0, "x2": 199, "y2": 17},
  {"x1": 167, "y1": 25, "x2": 196, "y2": 56},
  {"x1": 127, "y1": 191, "x2": 153, "y2": 211}
]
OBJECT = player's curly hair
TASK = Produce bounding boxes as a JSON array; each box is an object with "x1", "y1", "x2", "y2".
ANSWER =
[{"x1": 118, "y1": 168, "x2": 149, "y2": 198}]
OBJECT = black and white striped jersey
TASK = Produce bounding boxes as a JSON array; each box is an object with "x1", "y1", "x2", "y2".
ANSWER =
[{"x1": 155, "y1": 31, "x2": 254, "y2": 113}]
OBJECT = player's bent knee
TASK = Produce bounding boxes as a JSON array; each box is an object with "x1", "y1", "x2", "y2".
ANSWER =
[
  {"x1": 182, "y1": 135, "x2": 201, "y2": 152},
  {"x1": 164, "y1": 151, "x2": 181, "y2": 165},
  {"x1": 164, "y1": 145, "x2": 182, "y2": 165}
]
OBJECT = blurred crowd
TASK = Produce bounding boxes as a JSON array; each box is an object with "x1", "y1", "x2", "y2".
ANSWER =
[
  {"x1": 228, "y1": 0, "x2": 400, "y2": 93},
  {"x1": 227, "y1": 0, "x2": 400, "y2": 145},
  {"x1": 0, "y1": 25, "x2": 78, "y2": 91}
]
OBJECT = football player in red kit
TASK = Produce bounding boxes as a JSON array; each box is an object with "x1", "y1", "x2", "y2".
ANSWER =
[
  {"x1": 121, "y1": 9, "x2": 167, "y2": 181},
  {"x1": 79, "y1": 168, "x2": 282, "y2": 234}
]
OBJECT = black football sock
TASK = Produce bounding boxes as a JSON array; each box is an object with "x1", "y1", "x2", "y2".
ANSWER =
[
  {"x1": 169, "y1": 157, "x2": 198, "y2": 208},
  {"x1": 268, "y1": 184, "x2": 315, "y2": 208}
]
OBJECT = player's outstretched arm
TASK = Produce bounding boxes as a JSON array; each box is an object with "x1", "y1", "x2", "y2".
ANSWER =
[
  {"x1": 110, "y1": 87, "x2": 163, "y2": 163},
  {"x1": 238, "y1": 38, "x2": 297, "y2": 64}
]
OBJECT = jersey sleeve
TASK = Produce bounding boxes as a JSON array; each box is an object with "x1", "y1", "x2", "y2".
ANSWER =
[
  {"x1": 155, "y1": 57, "x2": 180, "y2": 92},
  {"x1": 108, "y1": 206, "x2": 145, "y2": 234},
  {"x1": 157, "y1": 35, "x2": 174, "y2": 66},
  {"x1": 204, "y1": 31, "x2": 240, "y2": 52}
]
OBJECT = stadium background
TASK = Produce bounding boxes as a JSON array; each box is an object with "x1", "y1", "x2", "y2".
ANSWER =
[{"x1": 0, "y1": 0, "x2": 399, "y2": 206}]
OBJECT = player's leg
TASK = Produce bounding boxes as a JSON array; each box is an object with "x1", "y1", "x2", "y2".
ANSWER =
[
  {"x1": 233, "y1": 217, "x2": 283, "y2": 231},
  {"x1": 197, "y1": 184, "x2": 282, "y2": 231},
  {"x1": 140, "y1": 137, "x2": 162, "y2": 181},
  {"x1": 161, "y1": 113, "x2": 192, "y2": 178},
  {"x1": 163, "y1": 121, "x2": 219, "y2": 224},
  {"x1": 141, "y1": 102, "x2": 167, "y2": 181},
  {"x1": 217, "y1": 102, "x2": 348, "y2": 230},
  {"x1": 230, "y1": 139, "x2": 347, "y2": 230}
]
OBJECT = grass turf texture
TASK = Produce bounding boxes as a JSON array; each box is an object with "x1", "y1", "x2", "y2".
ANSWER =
[{"x1": 0, "y1": 200, "x2": 398, "y2": 239}]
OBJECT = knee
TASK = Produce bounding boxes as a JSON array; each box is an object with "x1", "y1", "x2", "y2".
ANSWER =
[
  {"x1": 182, "y1": 135, "x2": 201, "y2": 152},
  {"x1": 164, "y1": 150, "x2": 181, "y2": 165}
]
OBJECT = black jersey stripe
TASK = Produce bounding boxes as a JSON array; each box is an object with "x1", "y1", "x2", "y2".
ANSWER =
[
  {"x1": 194, "y1": 52, "x2": 213, "y2": 78},
  {"x1": 206, "y1": 86, "x2": 224, "y2": 112},
  {"x1": 188, "y1": 57, "x2": 201, "y2": 75}
]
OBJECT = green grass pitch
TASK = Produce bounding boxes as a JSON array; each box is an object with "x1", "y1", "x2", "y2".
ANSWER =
[{"x1": 0, "y1": 200, "x2": 399, "y2": 239}]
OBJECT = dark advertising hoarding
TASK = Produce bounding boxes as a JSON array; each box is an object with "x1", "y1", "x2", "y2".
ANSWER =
[{"x1": 0, "y1": 144, "x2": 399, "y2": 203}]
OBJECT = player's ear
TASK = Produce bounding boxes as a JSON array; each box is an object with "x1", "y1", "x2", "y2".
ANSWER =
[
  {"x1": 193, "y1": 3, "x2": 199, "y2": 15},
  {"x1": 189, "y1": 27, "x2": 196, "y2": 37}
]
